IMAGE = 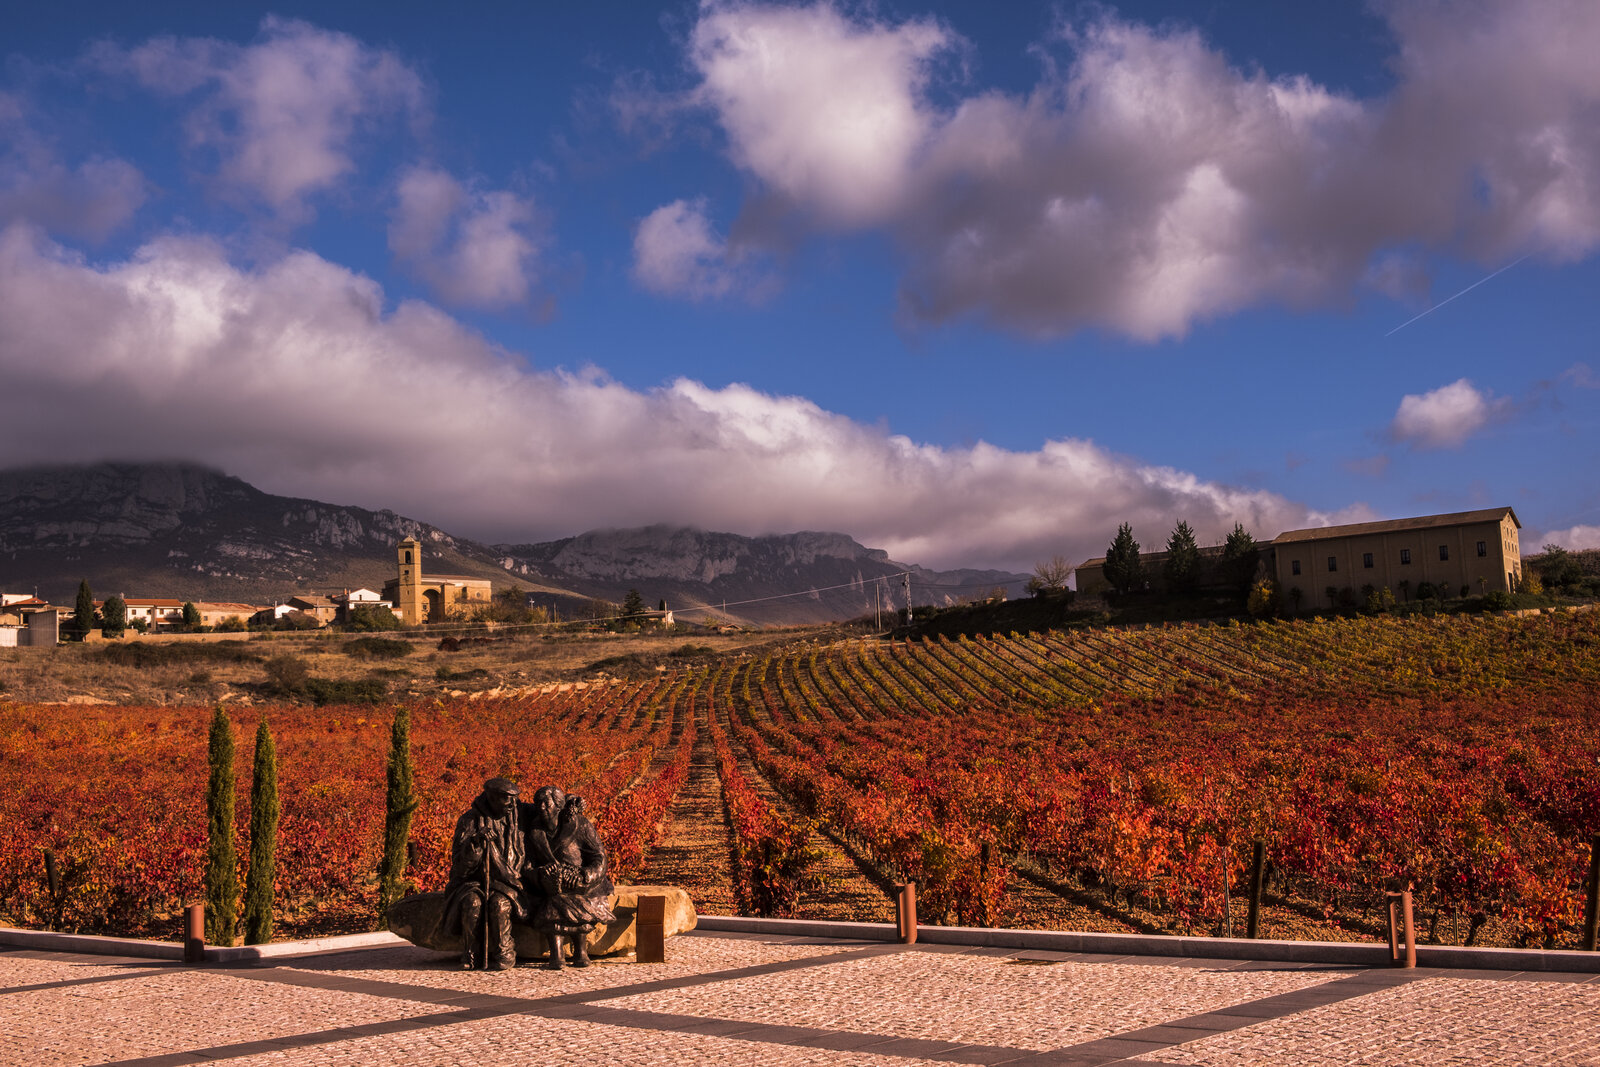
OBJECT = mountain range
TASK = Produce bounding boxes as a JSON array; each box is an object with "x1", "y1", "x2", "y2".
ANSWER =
[{"x1": 0, "y1": 463, "x2": 1027, "y2": 625}]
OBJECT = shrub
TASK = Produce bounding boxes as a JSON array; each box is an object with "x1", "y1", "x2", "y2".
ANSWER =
[
  {"x1": 1416, "y1": 582, "x2": 1438, "y2": 601},
  {"x1": 345, "y1": 605, "x2": 402, "y2": 632},
  {"x1": 1483, "y1": 590, "x2": 1514, "y2": 611},
  {"x1": 344, "y1": 637, "x2": 412, "y2": 660},
  {"x1": 1246, "y1": 579, "x2": 1278, "y2": 618},
  {"x1": 264, "y1": 655, "x2": 310, "y2": 696},
  {"x1": 304, "y1": 678, "x2": 388, "y2": 706}
]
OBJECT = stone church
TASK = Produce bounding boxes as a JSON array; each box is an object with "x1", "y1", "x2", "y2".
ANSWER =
[{"x1": 382, "y1": 537, "x2": 493, "y2": 623}]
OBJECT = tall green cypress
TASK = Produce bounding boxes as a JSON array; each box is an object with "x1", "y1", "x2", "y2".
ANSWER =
[
  {"x1": 73, "y1": 579, "x2": 96, "y2": 640},
  {"x1": 204, "y1": 705, "x2": 239, "y2": 945},
  {"x1": 242, "y1": 718, "x2": 279, "y2": 945},
  {"x1": 377, "y1": 705, "x2": 418, "y2": 925}
]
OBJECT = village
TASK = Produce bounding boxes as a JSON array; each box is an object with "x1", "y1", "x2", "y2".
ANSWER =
[{"x1": 0, "y1": 537, "x2": 495, "y2": 647}]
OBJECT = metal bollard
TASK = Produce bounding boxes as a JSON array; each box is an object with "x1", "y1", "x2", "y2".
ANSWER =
[
  {"x1": 894, "y1": 882, "x2": 918, "y2": 945},
  {"x1": 184, "y1": 904, "x2": 206, "y2": 964},
  {"x1": 635, "y1": 894, "x2": 666, "y2": 964},
  {"x1": 1386, "y1": 891, "x2": 1416, "y2": 968}
]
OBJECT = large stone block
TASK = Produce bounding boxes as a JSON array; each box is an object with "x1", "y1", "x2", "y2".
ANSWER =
[{"x1": 386, "y1": 885, "x2": 696, "y2": 959}]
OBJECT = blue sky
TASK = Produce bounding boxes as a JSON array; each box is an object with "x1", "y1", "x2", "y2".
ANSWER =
[{"x1": 1, "y1": 1, "x2": 1596, "y2": 570}]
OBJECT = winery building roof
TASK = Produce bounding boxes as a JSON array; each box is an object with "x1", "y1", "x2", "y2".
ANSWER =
[{"x1": 1272, "y1": 507, "x2": 1519, "y2": 545}]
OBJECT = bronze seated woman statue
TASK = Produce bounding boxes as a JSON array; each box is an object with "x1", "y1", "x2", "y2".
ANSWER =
[{"x1": 523, "y1": 785, "x2": 616, "y2": 969}]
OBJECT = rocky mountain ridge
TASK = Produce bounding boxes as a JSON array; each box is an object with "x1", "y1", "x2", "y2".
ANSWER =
[{"x1": 499, "y1": 526, "x2": 1027, "y2": 625}]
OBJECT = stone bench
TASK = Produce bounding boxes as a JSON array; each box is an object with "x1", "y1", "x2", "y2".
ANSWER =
[{"x1": 387, "y1": 885, "x2": 696, "y2": 959}]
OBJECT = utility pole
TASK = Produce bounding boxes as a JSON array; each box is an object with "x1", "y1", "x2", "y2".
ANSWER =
[{"x1": 903, "y1": 572, "x2": 913, "y2": 626}]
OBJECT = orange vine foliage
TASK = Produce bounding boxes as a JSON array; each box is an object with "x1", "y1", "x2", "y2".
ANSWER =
[
  {"x1": 0, "y1": 685, "x2": 690, "y2": 937},
  {"x1": 3, "y1": 611, "x2": 1597, "y2": 946}
]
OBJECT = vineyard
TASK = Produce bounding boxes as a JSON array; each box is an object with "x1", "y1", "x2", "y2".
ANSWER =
[{"x1": 2, "y1": 609, "x2": 1598, "y2": 949}]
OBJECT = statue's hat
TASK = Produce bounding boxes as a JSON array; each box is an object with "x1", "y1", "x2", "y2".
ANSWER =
[{"x1": 483, "y1": 777, "x2": 520, "y2": 796}]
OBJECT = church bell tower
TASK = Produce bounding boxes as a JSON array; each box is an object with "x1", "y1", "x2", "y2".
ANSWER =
[{"x1": 397, "y1": 537, "x2": 424, "y2": 624}]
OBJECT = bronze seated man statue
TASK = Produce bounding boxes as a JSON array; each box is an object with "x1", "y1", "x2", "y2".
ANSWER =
[
  {"x1": 440, "y1": 777, "x2": 528, "y2": 971},
  {"x1": 524, "y1": 785, "x2": 616, "y2": 969}
]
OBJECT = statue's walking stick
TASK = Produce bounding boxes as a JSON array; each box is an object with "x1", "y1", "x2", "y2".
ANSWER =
[{"x1": 480, "y1": 836, "x2": 492, "y2": 966}]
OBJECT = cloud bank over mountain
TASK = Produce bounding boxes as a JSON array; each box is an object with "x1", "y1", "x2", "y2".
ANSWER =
[{"x1": 0, "y1": 223, "x2": 1342, "y2": 570}]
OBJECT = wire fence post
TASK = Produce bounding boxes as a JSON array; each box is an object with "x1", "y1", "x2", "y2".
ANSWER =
[
  {"x1": 1246, "y1": 840, "x2": 1265, "y2": 939},
  {"x1": 1584, "y1": 835, "x2": 1600, "y2": 952}
]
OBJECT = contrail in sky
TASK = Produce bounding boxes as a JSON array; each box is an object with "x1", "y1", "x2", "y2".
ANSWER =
[{"x1": 1386, "y1": 255, "x2": 1530, "y2": 337}]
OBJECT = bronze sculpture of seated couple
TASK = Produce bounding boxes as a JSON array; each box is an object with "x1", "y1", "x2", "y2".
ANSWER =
[{"x1": 441, "y1": 778, "x2": 615, "y2": 970}]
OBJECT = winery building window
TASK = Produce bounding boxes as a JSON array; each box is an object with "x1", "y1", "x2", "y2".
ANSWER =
[
  {"x1": 1477, "y1": 540, "x2": 1487, "y2": 557},
  {"x1": 1439, "y1": 544, "x2": 1449, "y2": 561},
  {"x1": 1327, "y1": 556, "x2": 1338, "y2": 572},
  {"x1": 1363, "y1": 552, "x2": 1374, "y2": 568},
  {"x1": 1291, "y1": 560, "x2": 1301, "y2": 575},
  {"x1": 1400, "y1": 548, "x2": 1411, "y2": 564}
]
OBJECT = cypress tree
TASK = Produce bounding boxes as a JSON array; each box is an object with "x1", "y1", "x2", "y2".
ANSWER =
[
  {"x1": 204, "y1": 705, "x2": 239, "y2": 945},
  {"x1": 73, "y1": 579, "x2": 96, "y2": 640},
  {"x1": 1221, "y1": 522, "x2": 1260, "y2": 596},
  {"x1": 377, "y1": 706, "x2": 418, "y2": 925},
  {"x1": 242, "y1": 718, "x2": 279, "y2": 945},
  {"x1": 1103, "y1": 523, "x2": 1144, "y2": 596},
  {"x1": 1163, "y1": 521, "x2": 1201, "y2": 595}
]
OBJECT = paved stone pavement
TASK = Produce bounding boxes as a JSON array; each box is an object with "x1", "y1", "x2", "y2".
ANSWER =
[{"x1": 3, "y1": 931, "x2": 1599, "y2": 1066}]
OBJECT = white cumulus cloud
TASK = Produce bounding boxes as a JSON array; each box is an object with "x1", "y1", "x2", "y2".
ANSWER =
[
  {"x1": 389, "y1": 166, "x2": 543, "y2": 309},
  {"x1": 688, "y1": 0, "x2": 953, "y2": 228},
  {"x1": 96, "y1": 17, "x2": 425, "y2": 221},
  {"x1": 1390, "y1": 379, "x2": 1507, "y2": 448},
  {"x1": 0, "y1": 222, "x2": 1333, "y2": 570},
  {"x1": 633, "y1": 198, "x2": 767, "y2": 300},
  {"x1": 654, "y1": 0, "x2": 1600, "y2": 338}
]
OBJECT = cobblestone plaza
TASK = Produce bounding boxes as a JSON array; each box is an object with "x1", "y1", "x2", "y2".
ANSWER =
[{"x1": 5, "y1": 931, "x2": 1599, "y2": 1066}]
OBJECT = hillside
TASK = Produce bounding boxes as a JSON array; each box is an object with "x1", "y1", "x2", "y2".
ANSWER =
[
  {"x1": 498, "y1": 526, "x2": 1027, "y2": 626},
  {"x1": 0, "y1": 462, "x2": 527, "y2": 605},
  {"x1": 0, "y1": 462, "x2": 1026, "y2": 625}
]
